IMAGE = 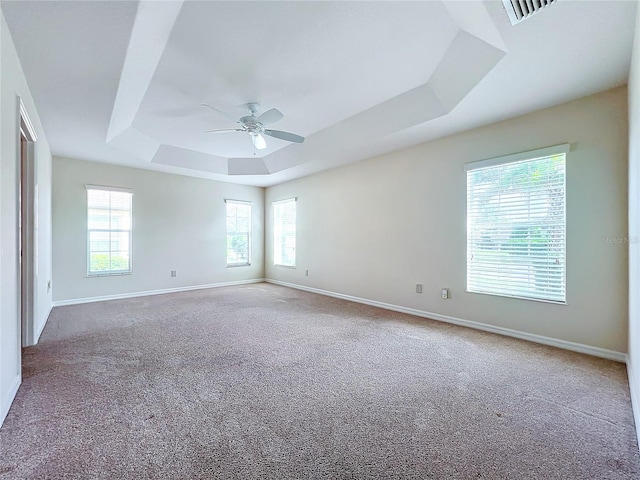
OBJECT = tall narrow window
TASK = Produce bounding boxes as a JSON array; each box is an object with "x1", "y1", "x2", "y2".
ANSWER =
[
  {"x1": 86, "y1": 186, "x2": 133, "y2": 276},
  {"x1": 466, "y1": 145, "x2": 567, "y2": 303},
  {"x1": 273, "y1": 198, "x2": 297, "y2": 267},
  {"x1": 226, "y1": 200, "x2": 252, "y2": 267}
]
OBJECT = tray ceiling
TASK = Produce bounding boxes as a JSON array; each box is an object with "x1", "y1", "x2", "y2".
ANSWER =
[{"x1": 1, "y1": 0, "x2": 636, "y2": 186}]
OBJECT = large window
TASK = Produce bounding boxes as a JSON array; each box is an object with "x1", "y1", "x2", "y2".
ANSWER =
[
  {"x1": 273, "y1": 198, "x2": 297, "y2": 267},
  {"x1": 86, "y1": 185, "x2": 133, "y2": 276},
  {"x1": 226, "y1": 200, "x2": 252, "y2": 266},
  {"x1": 465, "y1": 145, "x2": 567, "y2": 303}
]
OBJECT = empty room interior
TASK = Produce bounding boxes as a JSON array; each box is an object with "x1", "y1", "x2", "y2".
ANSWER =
[{"x1": 2, "y1": 0, "x2": 640, "y2": 478}]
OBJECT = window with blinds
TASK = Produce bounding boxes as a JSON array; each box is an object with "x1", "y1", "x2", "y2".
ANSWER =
[
  {"x1": 273, "y1": 198, "x2": 296, "y2": 267},
  {"x1": 86, "y1": 186, "x2": 133, "y2": 276},
  {"x1": 226, "y1": 200, "x2": 252, "y2": 267},
  {"x1": 465, "y1": 145, "x2": 567, "y2": 303}
]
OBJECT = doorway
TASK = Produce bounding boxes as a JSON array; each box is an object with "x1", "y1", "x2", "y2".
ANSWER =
[{"x1": 19, "y1": 99, "x2": 37, "y2": 347}]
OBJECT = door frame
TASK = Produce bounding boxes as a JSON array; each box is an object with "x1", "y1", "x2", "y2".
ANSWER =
[{"x1": 18, "y1": 98, "x2": 38, "y2": 348}]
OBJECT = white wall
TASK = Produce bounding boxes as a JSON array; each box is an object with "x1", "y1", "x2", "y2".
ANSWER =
[
  {"x1": 266, "y1": 87, "x2": 629, "y2": 355},
  {"x1": 0, "y1": 11, "x2": 53, "y2": 426},
  {"x1": 52, "y1": 157, "x2": 264, "y2": 303},
  {"x1": 628, "y1": 1, "x2": 640, "y2": 449}
]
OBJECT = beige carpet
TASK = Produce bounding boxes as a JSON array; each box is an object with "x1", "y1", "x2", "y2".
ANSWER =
[{"x1": 0, "y1": 283, "x2": 638, "y2": 479}]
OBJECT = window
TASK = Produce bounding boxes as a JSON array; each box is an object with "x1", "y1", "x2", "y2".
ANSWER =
[
  {"x1": 273, "y1": 198, "x2": 297, "y2": 267},
  {"x1": 86, "y1": 186, "x2": 133, "y2": 276},
  {"x1": 465, "y1": 145, "x2": 567, "y2": 303},
  {"x1": 226, "y1": 200, "x2": 252, "y2": 266}
]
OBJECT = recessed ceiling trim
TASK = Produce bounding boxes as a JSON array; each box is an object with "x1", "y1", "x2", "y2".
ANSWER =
[{"x1": 106, "y1": 0, "x2": 183, "y2": 142}]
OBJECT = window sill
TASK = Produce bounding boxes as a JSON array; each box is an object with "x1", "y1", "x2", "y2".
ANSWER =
[
  {"x1": 87, "y1": 272, "x2": 132, "y2": 278},
  {"x1": 465, "y1": 289, "x2": 566, "y2": 305},
  {"x1": 273, "y1": 264, "x2": 296, "y2": 269},
  {"x1": 226, "y1": 263, "x2": 251, "y2": 268}
]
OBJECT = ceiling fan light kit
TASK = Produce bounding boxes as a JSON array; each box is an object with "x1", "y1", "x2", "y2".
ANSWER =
[
  {"x1": 251, "y1": 132, "x2": 266, "y2": 150},
  {"x1": 204, "y1": 102, "x2": 305, "y2": 151}
]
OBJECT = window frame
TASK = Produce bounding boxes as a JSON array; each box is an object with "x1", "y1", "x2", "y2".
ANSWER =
[
  {"x1": 273, "y1": 197, "x2": 297, "y2": 268},
  {"x1": 86, "y1": 185, "x2": 133, "y2": 277},
  {"x1": 225, "y1": 199, "x2": 252, "y2": 267},
  {"x1": 464, "y1": 144, "x2": 569, "y2": 304}
]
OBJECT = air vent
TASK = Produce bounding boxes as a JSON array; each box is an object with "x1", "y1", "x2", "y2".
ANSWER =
[{"x1": 502, "y1": 0, "x2": 557, "y2": 25}]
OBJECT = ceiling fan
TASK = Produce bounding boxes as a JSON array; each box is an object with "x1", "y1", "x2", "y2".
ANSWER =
[{"x1": 203, "y1": 103, "x2": 305, "y2": 150}]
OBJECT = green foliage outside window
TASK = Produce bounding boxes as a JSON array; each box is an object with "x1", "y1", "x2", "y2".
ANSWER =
[
  {"x1": 90, "y1": 253, "x2": 130, "y2": 272},
  {"x1": 228, "y1": 234, "x2": 249, "y2": 264}
]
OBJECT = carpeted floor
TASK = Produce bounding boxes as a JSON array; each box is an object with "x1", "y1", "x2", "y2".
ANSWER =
[{"x1": 0, "y1": 283, "x2": 638, "y2": 479}]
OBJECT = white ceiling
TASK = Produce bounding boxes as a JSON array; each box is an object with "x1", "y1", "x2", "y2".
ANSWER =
[{"x1": 1, "y1": 0, "x2": 636, "y2": 187}]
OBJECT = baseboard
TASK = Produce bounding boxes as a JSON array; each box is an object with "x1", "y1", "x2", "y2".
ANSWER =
[
  {"x1": 52, "y1": 278, "x2": 267, "y2": 307},
  {"x1": 33, "y1": 304, "x2": 53, "y2": 345},
  {"x1": 266, "y1": 279, "x2": 627, "y2": 363},
  {"x1": 628, "y1": 361, "x2": 640, "y2": 449},
  {"x1": 0, "y1": 374, "x2": 21, "y2": 428}
]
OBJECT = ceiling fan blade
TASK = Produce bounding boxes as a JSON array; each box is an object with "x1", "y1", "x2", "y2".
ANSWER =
[
  {"x1": 264, "y1": 129, "x2": 305, "y2": 143},
  {"x1": 252, "y1": 133, "x2": 267, "y2": 150},
  {"x1": 201, "y1": 104, "x2": 240, "y2": 123},
  {"x1": 205, "y1": 128, "x2": 244, "y2": 134},
  {"x1": 257, "y1": 108, "x2": 283, "y2": 126}
]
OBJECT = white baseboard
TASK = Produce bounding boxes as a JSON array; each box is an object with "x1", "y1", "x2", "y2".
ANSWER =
[
  {"x1": 266, "y1": 279, "x2": 627, "y2": 363},
  {"x1": 33, "y1": 304, "x2": 53, "y2": 345},
  {"x1": 0, "y1": 374, "x2": 21, "y2": 428},
  {"x1": 52, "y1": 278, "x2": 266, "y2": 307},
  {"x1": 628, "y1": 361, "x2": 640, "y2": 449}
]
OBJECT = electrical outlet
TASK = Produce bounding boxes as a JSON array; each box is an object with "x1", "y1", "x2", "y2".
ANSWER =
[
  {"x1": 305, "y1": 269, "x2": 309, "y2": 276},
  {"x1": 441, "y1": 288, "x2": 449, "y2": 299},
  {"x1": 171, "y1": 270, "x2": 177, "y2": 277},
  {"x1": 416, "y1": 284, "x2": 423, "y2": 294},
  {"x1": 47, "y1": 280, "x2": 51, "y2": 292}
]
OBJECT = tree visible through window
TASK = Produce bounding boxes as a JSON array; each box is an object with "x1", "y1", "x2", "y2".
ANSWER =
[
  {"x1": 273, "y1": 198, "x2": 296, "y2": 267},
  {"x1": 466, "y1": 147, "x2": 566, "y2": 303},
  {"x1": 86, "y1": 186, "x2": 133, "y2": 276},
  {"x1": 226, "y1": 200, "x2": 251, "y2": 266}
]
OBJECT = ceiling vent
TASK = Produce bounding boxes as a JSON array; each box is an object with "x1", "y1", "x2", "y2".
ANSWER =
[{"x1": 502, "y1": 0, "x2": 558, "y2": 25}]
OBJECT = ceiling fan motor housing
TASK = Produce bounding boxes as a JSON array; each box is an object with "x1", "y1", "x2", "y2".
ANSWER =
[{"x1": 240, "y1": 115, "x2": 265, "y2": 134}]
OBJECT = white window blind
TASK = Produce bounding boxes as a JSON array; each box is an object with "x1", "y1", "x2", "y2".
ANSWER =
[
  {"x1": 273, "y1": 198, "x2": 296, "y2": 267},
  {"x1": 466, "y1": 147, "x2": 566, "y2": 303},
  {"x1": 226, "y1": 200, "x2": 252, "y2": 266},
  {"x1": 86, "y1": 186, "x2": 133, "y2": 276}
]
